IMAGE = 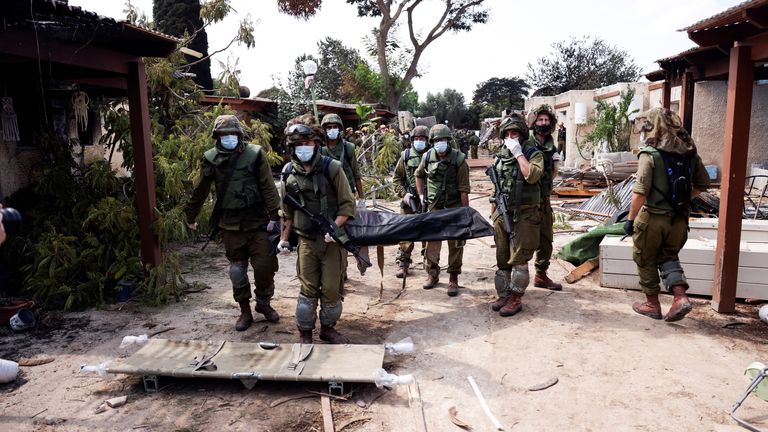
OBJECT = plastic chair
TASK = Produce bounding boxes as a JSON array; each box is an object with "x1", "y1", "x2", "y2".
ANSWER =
[{"x1": 731, "y1": 362, "x2": 768, "y2": 431}]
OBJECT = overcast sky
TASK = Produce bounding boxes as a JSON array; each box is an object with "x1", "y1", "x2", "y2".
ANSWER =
[{"x1": 70, "y1": 0, "x2": 741, "y2": 103}]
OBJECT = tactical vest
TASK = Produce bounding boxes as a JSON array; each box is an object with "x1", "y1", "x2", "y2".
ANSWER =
[
  {"x1": 638, "y1": 146, "x2": 694, "y2": 212},
  {"x1": 495, "y1": 144, "x2": 542, "y2": 207},
  {"x1": 284, "y1": 155, "x2": 342, "y2": 238},
  {"x1": 530, "y1": 134, "x2": 556, "y2": 200},
  {"x1": 321, "y1": 140, "x2": 356, "y2": 193},
  {"x1": 425, "y1": 148, "x2": 466, "y2": 208},
  {"x1": 402, "y1": 148, "x2": 423, "y2": 192},
  {"x1": 203, "y1": 144, "x2": 263, "y2": 210}
]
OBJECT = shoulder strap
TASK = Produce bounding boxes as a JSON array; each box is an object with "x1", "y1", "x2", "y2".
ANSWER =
[
  {"x1": 322, "y1": 156, "x2": 333, "y2": 185},
  {"x1": 405, "y1": 148, "x2": 410, "y2": 161}
]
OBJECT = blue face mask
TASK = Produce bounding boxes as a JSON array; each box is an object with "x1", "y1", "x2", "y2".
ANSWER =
[
  {"x1": 220, "y1": 135, "x2": 239, "y2": 150},
  {"x1": 295, "y1": 145, "x2": 315, "y2": 162},
  {"x1": 326, "y1": 128, "x2": 340, "y2": 140},
  {"x1": 413, "y1": 140, "x2": 427, "y2": 152},
  {"x1": 434, "y1": 141, "x2": 448, "y2": 154}
]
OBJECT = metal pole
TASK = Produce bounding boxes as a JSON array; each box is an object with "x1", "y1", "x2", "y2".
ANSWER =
[{"x1": 309, "y1": 80, "x2": 319, "y2": 122}]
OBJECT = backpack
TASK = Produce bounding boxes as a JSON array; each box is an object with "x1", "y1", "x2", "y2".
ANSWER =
[{"x1": 655, "y1": 150, "x2": 692, "y2": 213}]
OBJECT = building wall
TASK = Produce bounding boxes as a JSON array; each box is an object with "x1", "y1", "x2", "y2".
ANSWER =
[
  {"x1": 0, "y1": 141, "x2": 43, "y2": 201},
  {"x1": 691, "y1": 81, "x2": 768, "y2": 179}
]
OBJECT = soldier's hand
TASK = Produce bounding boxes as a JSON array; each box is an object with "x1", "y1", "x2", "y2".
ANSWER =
[
  {"x1": 402, "y1": 193, "x2": 413, "y2": 206},
  {"x1": 187, "y1": 222, "x2": 198, "y2": 231},
  {"x1": 324, "y1": 233, "x2": 336, "y2": 244},
  {"x1": 277, "y1": 240, "x2": 292, "y2": 254},
  {"x1": 623, "y1": 219, "x2": 634, "y2": 236},
  {"x1": 267, "y1": 219, "x2": 278, "y2": 232}
]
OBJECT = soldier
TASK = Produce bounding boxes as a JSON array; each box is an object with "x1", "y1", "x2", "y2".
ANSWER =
[
  {"x1": 392, "y1": 125, "x2": 430, "y2": 278},
  {"x1": 624, "y1": 108, "x2": 710, "y2": 321},
  {"x1": 185, "y1": 115, "x2": 281, "y2": 331},
  {"x1": 415, "y1": 124, "x2": 471, "y2": 296},
  {"x1": 468, "y1": 129, "x2": 480, "y2": 159},
  {"x1": 489, "y1": 114, "x2": 544, "y2": 316},
  {"x1": 320, "y1": 114, "x2": 365, "y2": 205},
  {"x1": 277, "y1": 118, "x2": 357, "y2": 343},
  {"x1": 527, "y1": 105, "x2": 564, "y2": 291}
]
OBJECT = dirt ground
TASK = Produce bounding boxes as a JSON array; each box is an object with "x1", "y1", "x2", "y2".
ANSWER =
[{"x1": 1, "y1": 167, "x2": 767, "y2": 432}]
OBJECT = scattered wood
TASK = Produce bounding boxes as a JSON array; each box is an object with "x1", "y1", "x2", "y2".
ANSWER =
[
  {"x1": 448, "y1": 406, "x2": 471, "y2": 430},
  {"x1": 106, "y1": 396, "x2": 128, "y2": 408},
  {"x1": 408, "y1": 382, "x2": 428, "y2": 432},
  {"x1": 149, "y1": 327, "x2": 175, "y2": 337},
  {"x1": 307, "y1": 390, "x2": 348, "y2": 401},
  {"x1": 467, "y1": 376, "x2": 504, "y2": 431},
  {"x1": 321, "y1": 395, "x2": 335, "y2": 432},
  {"x1": 30, "y1": 408, "x2": 48, "y2": 419},
  {"x1": 564, "y1": 259, "x2": 599, "y2": 284},
  {"x1": 528, "y1": 377, "x2": 559, "y2": 392},
  {"x1": 269, "y1": 394, "x2": 315, "y2": 408},
  {"x1": 18, "y1": 357, "x2": 55, "y2": 367},
  {"x1": 338, "y1": 415, "x2": 371, "y2": 431}
]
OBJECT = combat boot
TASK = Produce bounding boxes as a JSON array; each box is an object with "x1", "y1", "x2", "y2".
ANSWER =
[
  {"x1": 299, "y1": 329, "x2": 313, "y2": 344},
  {"x1": 491, "y1": 296, "x2": 509, "y2": 312},
  {"x1": 319, "y1": 325, "x2": 349, "y2": 344},
  {"x1": 665, "y1": 286, "x2": 692, "y2": 322},
  {"x1": 235, "y1": 300, "x2": 254, "y2": 331},
  {"x1": 632, "y1": 294, "x2": 662, "y2": 320},
  {"x1": 255, "y1": 299, "x2": 280, "y2": 323},
  {"x1": 395, "y1": 264, "x2": 409, "y2": 279},
  {"x1": 534, "y1": 272, "x2": 562, "y2": 291},
  {"x1": 499, "y1": 293, "x2": 523, "y2": 317},
  {"x1": 422, "y1": 271, "x2": 439, "y2": 289},
  {"x1": 447, "y1": 273, "x2": 459, "y2": 297}
]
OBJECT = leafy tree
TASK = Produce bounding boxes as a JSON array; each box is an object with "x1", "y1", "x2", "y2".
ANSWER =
[
  {"x1": 472, "y1": 77, "x2": 528, "y2": 112},
  {"x1": 526, "y1": 36, "x2": 641, "y2": 96},
  {"x1": 276, "y1": 0, "x2": 322, "y2": 19},
  {"x1": 315, "y1": 38, "x2": 366, "y2": 101},
  {"x1": 154, "y1": 0, "x2": 213, "y2": 90},
  {"x1": 278, "y1": 0, "x2": 490, "y2": 111},
  {"x1": 418, "y1": 88, "x2": 468, "y2": 127}
]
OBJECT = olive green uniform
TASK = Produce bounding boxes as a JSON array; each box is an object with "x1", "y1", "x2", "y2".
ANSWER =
[
  {"x1": 631, "y1": 148, "x2": 709, "y2": 295},
  {"x1": 414, "y1": 148, "x2": 471, "y2": 275},
  {"x1": 185, "y1": 143, "x2": 280, "y2": 303},
  {"x1": 468, "y1": 133, "x2": 480, "y2": 159},
  {"x1": 393, "y1": 148, "x2": 425, "y2": 268},
  {"x1": 321, "y1": 140, "x2": 361, "y2": 195},
  {"x1": 529, "y1": 134, "x2": 557, "y2": 274},
  {"x1": 491, "y1": 145, "x2": 544, "y2": 296},
  {"x1": 281, "y1": 152, "x2": 356, "y2": 330}
]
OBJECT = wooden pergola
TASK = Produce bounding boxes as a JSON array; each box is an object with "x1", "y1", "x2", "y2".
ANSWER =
[
  {"x1": 0, "y1": 0, "x2": 178, "y2": 268},
  {"x1": 646, "y1": 0, "x2": 768, "y2": 312}
]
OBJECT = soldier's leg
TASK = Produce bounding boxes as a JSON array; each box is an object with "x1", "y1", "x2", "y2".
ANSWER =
[
  {"x1": 296, "y1": 237, "x2": 322, "y2": 341},
  {"x1": 500, "y1": 208, "x2": 540, "y2": 317},
  {"x1": 396, "y1": 203, "x2": 415, "y2": 277},
  {"x1": 222, "y1": 230, "x2": 254, "y2": 331},
  {"x1": 423, "y1": 240, "x2": 442, "y2": 289},
  {"x1": 492, "y1": 216, "x2": 512, "y2": 310},
  {"x1": 245, "y1": 230, "x2": 280, "y2": 322},
  {"x1": 631, "y1": 209, "x2": 665, "y2": 319},
  {"x1": 470, "y1": 145, "x2": 478, "y2": 159},
  {"x1": 318, "y1": 241, "x2": 348, "y2": 344},
  {"x1": 534, "y1": 204, "x2": 562, "y2": 290},
  {"x1": 446, "y1": 239, "x2": 464, "y2": 296},
  {"x1": 660, "y1": 214, "x2": 692, "y2": 321}
]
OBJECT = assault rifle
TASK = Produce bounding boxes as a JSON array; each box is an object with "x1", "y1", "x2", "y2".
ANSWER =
[
  {"x1": 402, "y1": 183, "x2": 420, "y2": 214},
  {"x1": 283, "y1": 193, "x2": 372, "y2": 272},
  {"x1": 486, "y1": 163, "x2": 516, "y2": 247}
]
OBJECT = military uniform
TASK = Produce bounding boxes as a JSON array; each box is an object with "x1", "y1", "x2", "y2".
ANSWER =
[
  {"x1": 489, "y1": 114, "x2": 544, "y2": 316},
  {"x1": 280, "y1": 119, "x2": 356, "y2": 343},
  {"x1": 415, "y1": 125, "x2": 470, "y2": 295},
  {"x1": 627, "y1": 108, "x2": 710, "y2": 322},
  {"x1": 468, "y1": 132, "x2": 480, "y2": 159},
  {"x1": 185, "y1": 115, "x2": 281, "y2": 331}
]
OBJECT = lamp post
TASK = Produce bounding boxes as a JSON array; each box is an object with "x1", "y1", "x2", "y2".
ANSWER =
[{"x1": 301, "y1": 59, "x2": 319, "y2": 122}]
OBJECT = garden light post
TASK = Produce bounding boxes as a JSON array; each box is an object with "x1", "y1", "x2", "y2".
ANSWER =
[{"x1": 301, "y1": 59, "x2": 319, "y2": 122}]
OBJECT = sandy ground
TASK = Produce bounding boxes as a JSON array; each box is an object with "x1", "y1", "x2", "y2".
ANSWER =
[{"x1": 1, "y1": 167, "x2": 767, "y2": 432}]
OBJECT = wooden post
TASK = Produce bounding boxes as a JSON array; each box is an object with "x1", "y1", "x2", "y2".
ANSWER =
[
  {"x1": 662, "y1": 80, "x2": 671, "y2": 109},
  {"x1": 679, "y1": 72, "x2": 695, "y2": 132},
  {"x1": 127, "y1": 60, "x2": 161, "y2": 268},
  {"x1": 712, "y1": 44, "x2": 753, "y2": 313}
]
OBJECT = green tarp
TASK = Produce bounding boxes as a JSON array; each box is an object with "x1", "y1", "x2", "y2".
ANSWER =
[{"x1": 556, "y1": 223, "x2": 625, "y2": 266}]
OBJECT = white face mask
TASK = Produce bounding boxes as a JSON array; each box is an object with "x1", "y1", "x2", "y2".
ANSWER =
[
  {"x1": 295, "y1": 145, "x2": 315, "y2": 162},
  {"x1": 413, "y1": 140, "x2": 427, "y2": 152},
  {"x1": 326, "y1": 128, "x2": 340, "y2": 140},
  {"x1": 504, "y1": 137, "x2": 520, "y2": 152},
  {"x1": 220, "y1": 135, "x2": 239, "y2": 150},
  {"x1": 434, "y1": 141, "x2": 448, "y2": 153}
]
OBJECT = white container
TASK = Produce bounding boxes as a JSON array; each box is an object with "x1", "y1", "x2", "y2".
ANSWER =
[
  {"x1": 574, "y1": 102, "x2": 587, "y2": 125},
  {"x1": 0, "y1": 359, "x2": 19, "y2": 384}
]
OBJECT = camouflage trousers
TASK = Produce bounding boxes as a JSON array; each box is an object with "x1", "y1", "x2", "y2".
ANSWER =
[
  {"x1": 222, "y1": 229, "x2": 278, "y2": 303},
  {"x1": 632, "y1": 207, "x2": 690, "y2": 295},
  {"x1": 297, "y1": 235, "x2": 346, "y2": 303},
  {"x1": 396, "y1": 203, "x2": 424, "y2": 268},
  {"x1": 534, "y1": 203, "x2": 554, "y2": 274},
  {"x1": 493, "y1": 206, "x2": 541, "y2": 295}
]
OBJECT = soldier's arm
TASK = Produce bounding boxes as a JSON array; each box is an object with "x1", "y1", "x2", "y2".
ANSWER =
[
  {"x1": 629, "y1": 153, "x2": 654, "y2": 220},
  {"x1": 392, "y1": 156, "x2": 407, "y2": 196},
  {"x1": 691, "y1": 155, "x2": 711, "y2": 197},
  {"x1": 525, "y1": 152, "x2": 544, "y2": 184},
  {"x1": 457, "y1": 161, "x2": 471, "y2": 207},
  {"x1": 349, "y1": 143, "x2": 365, "y2": 199},
  {"x1": 414, "y1": 154, "x2": 427, "y2": 198},
  {"x1": 333, "y1": 162, "x2": 356, "y2": 228},
  {"x1": 279, "y1": 181, "x2": 293, "y2": 241},
  {"x1": 256, "y1": 149, "x2": 280, "y2": 220},
  {"x1": 184, "y1": 161, "x2": 215, "y2": 224}
]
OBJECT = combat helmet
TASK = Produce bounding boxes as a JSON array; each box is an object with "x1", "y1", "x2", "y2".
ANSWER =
[
  {"x1": 284, "y1": 113, "x2": 325, "y2": 146},
  {"x1": 320, "y1": 113, "x2": 344, "y2": 128},
  {"x1": 498, "y1": 113, "x2": 530, "y2": 141},
  {"x1": 527, "y1": 104, "x2": 557, "y2": 133},
  {"x1": 429, "y1": 124, "x2": 452, "y2": 143},
  {"x1": 211, "y1": 114, "x2": 244, "y2": 137},
  {"x1": 411, "y1": 125, "x2": 429, "y2": 140}
]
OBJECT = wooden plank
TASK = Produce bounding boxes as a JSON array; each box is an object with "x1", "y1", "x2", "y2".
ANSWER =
[
  {"x1": 679, "y1": 72, "x2": 695, "y2": 132},
  {"x1": 321, "y1": 395, "x2": 335, "y2": 432},
  {"x1": 408, "y1": 382, "x2": 428, "y2": 432},
  {"x1": 565, "y1": 259, "x2": 599, "y2": 284},
  {"x1": 713, "y1": 44, "x2": 754, "y2": 313},
  {"x1": 662, "y1": 81, "x2": 671, "y2": 109},
  {"x1": 600, "y1": 236, "x2": 768, "y2": 268}
]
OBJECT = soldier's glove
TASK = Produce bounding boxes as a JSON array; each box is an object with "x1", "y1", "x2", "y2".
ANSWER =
[
  {"x1": 623, "y1": 219, "x2": 634, "y2": 236},
  {"x1": 277, "y1": 240, "x2": 292, "y2": 254},
  {"x1": 267, "y1": 219, "x2": 278, "y2": 233},
  {"x1": 402, "y1": 193, "x2": 413, "y2": 206},
  {"x1": 324, "y1": 233, "x2": 336, "y2": 244}
]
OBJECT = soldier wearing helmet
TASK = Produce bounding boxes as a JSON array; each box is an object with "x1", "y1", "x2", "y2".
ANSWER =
[
  {"x1": 525, "y1": 104, "x2": 564, "y2": 292},
  {"x1": 277, "y1": 114, "x2": 357, "y2": 344},
  {"x1": 488, "y1": 114, "x2": 544, "y2": 316},
  {"x1": 392, "y1": 125, "x2": 430, "y2": 278},
  {"x1": 468, "y1": 129, "x2": 480, "y2": 159},
  {"x1": 414, "y1": 123, "x2": 471, "y2": 296},
  {"x1": 624, "y1": 108, "x2": 709, "y2": 321},
  {"x1": 320, "y1": 114, "x2": 364, "y2": 206},
  {"x1": 184, "y1": 114, "x2": 282, "y2": 331}
]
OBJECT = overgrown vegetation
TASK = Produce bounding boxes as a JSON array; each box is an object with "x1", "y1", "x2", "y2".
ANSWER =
[{"x1": 579, "y1": 88, "x2": 638, "y2": 155}]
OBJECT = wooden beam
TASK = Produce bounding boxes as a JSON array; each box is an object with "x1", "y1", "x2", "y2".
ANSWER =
[
  {"x1": 71, "y1": 77, "x2": 128, "y2": 90},
  {"x1": 594, "y1": 90, "x2": 620, "y2": 101},
  {"x1": 554, "y1": 102, "x2": 570, "y2": 109},
  {"x1": 662, "y1": 81, "x2": 671, "y2": 109},
  {"x1": 648, "y1": 82, "x2": 665, "y2": 91},
  {"x1": 712, "y1": 44, "x2": 753, "y2": 313},
  {"x1": 688, "y1": 22, "x2": 761, "y2": 48},
  {"x1": 127, "y1": 60, "x2": 161, "y2": 268},
  {"x1": 320, "y1": 395, "x2": 335, "y2": 432},
  {"x1": 679, "y1": 72, "x2": 695, "y2": 132},
  {"x1": 744, "y1": 6, "x2": 768, "y2": 29}
]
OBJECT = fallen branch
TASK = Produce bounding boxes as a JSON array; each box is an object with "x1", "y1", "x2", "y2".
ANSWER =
[
  {"x1": 448, "y1": 406, "x2": 471, "y2": 430},
  {"x1": 338, "y1": 416, "x2": 371, "y2": 431},
  {"x1": 269, "y1": 394, "x2": 315, "y2": 408}
]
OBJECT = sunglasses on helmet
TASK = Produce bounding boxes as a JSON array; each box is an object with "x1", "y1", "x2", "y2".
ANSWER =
[{"x1": 287, "y1": 123, "x2": 313, "y2": 136}]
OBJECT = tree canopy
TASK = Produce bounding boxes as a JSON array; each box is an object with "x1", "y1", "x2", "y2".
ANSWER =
[
  {"x1": 472, "y1": 77, "x2": 528, "y2": 112},
  {"x1": 526, "y1": 36, "x2": 641, "y2": 96},
  {"x1": 154, "y1": 0, "x2": 213, "y2": 90},
  {"x1": 418, "y1": 89, "x2": 469, "y2": 128}
]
